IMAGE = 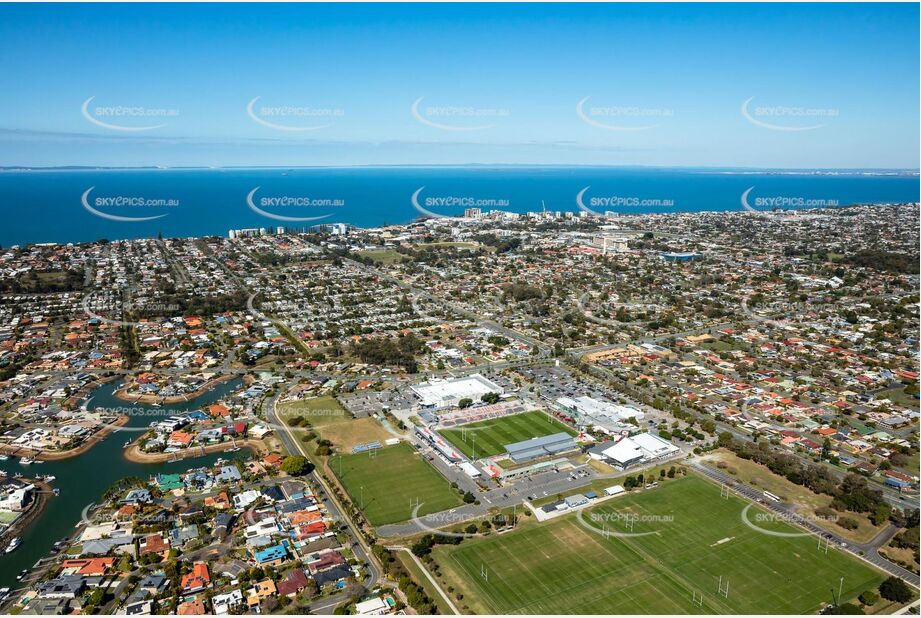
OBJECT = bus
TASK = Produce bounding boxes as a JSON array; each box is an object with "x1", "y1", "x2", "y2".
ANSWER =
[{"x1": 763, "y1": 491, "x2": 781, "y2": 502}]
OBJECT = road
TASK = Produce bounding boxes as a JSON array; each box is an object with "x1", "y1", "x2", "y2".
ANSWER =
[
  {"x1": 386, "y1": 547, "x2": 460, "y2": 614},
  {"x1": 690, "y1": 459, "x2": 920, "y2": 588},
  {"x1": 263, "y1": 387, "x2": 384, "y2": 611}
]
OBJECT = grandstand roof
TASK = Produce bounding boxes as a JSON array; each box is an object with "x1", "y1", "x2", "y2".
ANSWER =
[{"x1": 505, "y1": 431, "x2": 577, "y2": 462}]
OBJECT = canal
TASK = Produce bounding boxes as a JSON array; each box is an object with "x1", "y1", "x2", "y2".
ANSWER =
[{"x1": 0, "y1": 377, "x2": 244, "y2": 587}]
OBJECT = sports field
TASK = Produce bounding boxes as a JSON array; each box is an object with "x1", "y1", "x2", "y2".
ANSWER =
[
  {"x1": 435, "y1": 475, "x2": 886, "y2": 614},
  {"x1": 329, "y1": 442, "x2": 464, "y2": 526},
  {"x1": 440, "y1": 410, "x2": 576, "y2": 459}
]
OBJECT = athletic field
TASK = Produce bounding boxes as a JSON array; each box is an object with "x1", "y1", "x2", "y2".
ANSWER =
[
  {"x1": 440, "y1": 410, "x2": 576, "y2": 459},
  {"x1": 435, "y1": 475, "x2": 886, "y2": 614},
  {"x1": 329, "y1": 442, "x2": 463, "y2": 526}
]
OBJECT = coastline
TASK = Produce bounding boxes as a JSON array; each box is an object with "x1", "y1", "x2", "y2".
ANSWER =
[
  {"x1": 122, "y1": 438, "x2": 267, "y2": 464},
  {"x1": 0, "y1": 415, "x2": 130, "y2": 461},
  {"x1": 0, "y1": 479, "x2": 53, "y2": 544},
  {"x1": 112, "y1": 374, "x2": 235, "y2": 405}
]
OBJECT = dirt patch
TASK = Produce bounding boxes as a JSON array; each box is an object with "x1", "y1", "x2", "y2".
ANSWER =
[{"x1": 319, "y1": 418, "x2": 392, "y2": 451}]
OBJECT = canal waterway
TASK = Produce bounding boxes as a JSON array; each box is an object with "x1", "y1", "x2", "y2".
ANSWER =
[{"x1": 0, "y1": 377, "x2": 244, "y2": 587}]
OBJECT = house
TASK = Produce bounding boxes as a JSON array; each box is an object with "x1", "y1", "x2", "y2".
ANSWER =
[
  {"x1": 60, "y1": 557, "x2": 115, "y2": 576},
  {"x1": 233, "y1": 489, "x2": 261, "y2": 510},
  {"x1": 313, "y1": 564, "x2": 352, "y2": 587},
  {"x1": 170, "y1": 524, "x2": 200, "y2": 547},
  {"x1": 139, "y1": 533, "x2": 170, "y2": 556},
  {"x1": 246, "y1": 579, "x2": 277, "y2": 608},
  {"x1": 36, "y1": 575, "x2": 86, "y2": 599},
  {"x1": 212, "y1": 512, "x2": 235, "y2": 539},
  {"x1": 276, "y1": 567, "x2": 308, "y2": 597},
  {"x1": 177, "y1": 598, "x2": 207, "y2": 615},
  {"x1": 119, "y1": 488, "x2": 153, "y2": 505},
  {"x1": 262, "y1": 453, "x2": 284, "y2": 469},
  {"x1": 216, "y1": 465, "x2": 242, "y2": 483},
  {"x1": 137, "y1": 574, "x2": 170, "y2": 596},
  {"x1": 124, "y1": 599, "x2": 154, "y2": 615},
  {"x1": 212, "y1": 590, "x2": 244, "y2": 614},
  {"x1": 180, "y1": 562, "x2": 211, "y2": 594},
  {"x1": 261, "y1": 485, "x2": 286, "y2": 503},
  {"x1": 156, "y1": 473, "x2": 184, "y2": 492},
  {"x1": 355, "y1": 596, "x2": 390, "y2": 616},
  {"x1": 305, "y1": 549, "x2": 346, "y2": 574},
  {"x1": 253, "y1": 543, "x2": 288, "y2": 566}
]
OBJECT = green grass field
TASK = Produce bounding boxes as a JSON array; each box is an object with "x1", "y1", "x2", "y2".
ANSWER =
[
  {"x1": 435, "y1": 475, "x2": 886, "y2": 614},
  {"x1": 356, "y1": 248, "x2": 403, "y2": 264},
  {"x1": 440, "y1": 410, "x2": 576, "y2": 459},
  {"x1": 278, "y1": 395, "x2": 351, "y2": 429},
  {"x1": 329, "y1": 442, "x2": 464, "y2": 526}
]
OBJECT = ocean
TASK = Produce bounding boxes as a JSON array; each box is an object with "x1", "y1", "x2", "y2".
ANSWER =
[{"x1": 0, "y1": 167, "x2": 917, "y2": 246}]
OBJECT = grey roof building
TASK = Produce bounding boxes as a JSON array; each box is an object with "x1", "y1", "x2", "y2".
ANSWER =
[{"x1": 505, "y1": 432, "x2": 578, "y2": 463}]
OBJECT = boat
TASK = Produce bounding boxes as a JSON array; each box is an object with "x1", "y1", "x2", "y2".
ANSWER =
[
  {"x1": 52, "y1": 488, "x2": 61, "y2": 496},
  {"x1": 15, "y1": 570, "x2": 27, "y2": 581},
  {"x1": 0, "y1": 587, "x2": 10, "y2": 602},
  {"x1": 123, "y1": 440, "x2": 132, "y2": 448},
  {"x1": 0, "y1": 454, "x2": 9, "y2": 461},
  {"x1": 228, "y1": 447, "x2": 241, "y2": 453},
  {"x1": 18, "y1": 457, "x2": 34, "y2": 465},
  {"x1": 5, "y1": 537, "x2": 22, "y2": 553}
]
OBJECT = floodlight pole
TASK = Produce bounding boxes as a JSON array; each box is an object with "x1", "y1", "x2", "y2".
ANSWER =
[{"x1": 838, "y1": 577, "x2": 843, "y2": 605}]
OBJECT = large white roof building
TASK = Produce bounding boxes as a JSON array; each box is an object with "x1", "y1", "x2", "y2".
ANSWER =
[{"x1": 411, "y1": 373, "x2": 502, "y2": 409}]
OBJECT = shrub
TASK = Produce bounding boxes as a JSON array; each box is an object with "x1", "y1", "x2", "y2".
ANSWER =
[{"x1": 837, "y1": 516, "x2": 859, "y2": 531}]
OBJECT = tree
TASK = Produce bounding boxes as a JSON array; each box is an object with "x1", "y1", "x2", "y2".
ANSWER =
[
  {"x1": 878, "y1": 577, "x2": 912, "y2": 603},
  {"x1": 858, "y1": 590, "x2": 879, "y2": 606},
  {"x1": 458, "y1": 398, "x2": 473, "y2": 409},
  {"x1": 280, "y1": 456, "x2": 313, "y2": 476},
  {"x1": 829, "y1": 602, "x2": 864, "y2": 614},
  {"x1": 481, "y1": 392, "x2": 500, "y2": 405}
]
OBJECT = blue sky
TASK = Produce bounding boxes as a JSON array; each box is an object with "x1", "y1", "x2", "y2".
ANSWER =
[{"x1": 0, "y1": 3, "x2": 917, "y2": 168}]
